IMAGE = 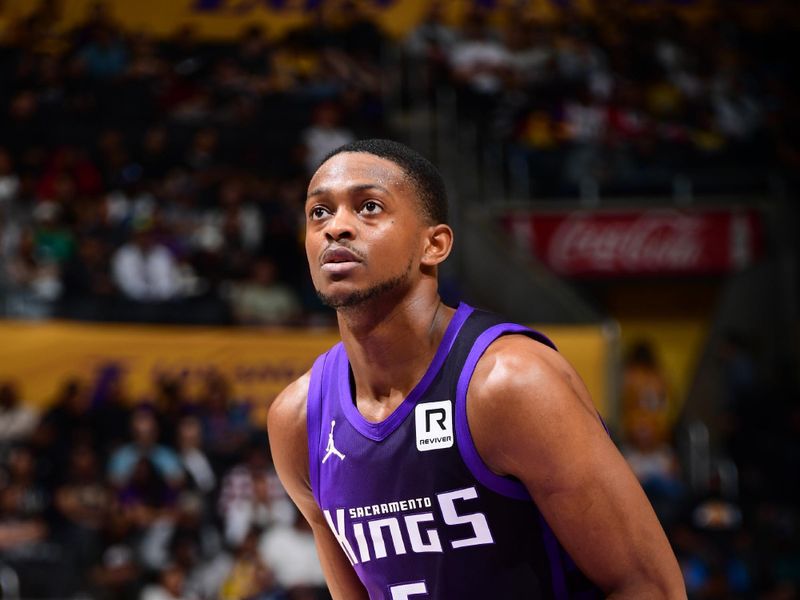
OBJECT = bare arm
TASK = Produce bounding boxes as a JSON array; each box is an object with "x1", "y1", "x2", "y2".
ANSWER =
[
  {"x1": 267, "y1": 373, "x2": 369, "y2": 600},
  {"x1": 468, "y1": 336, "x2": 685, "y2": 599}
]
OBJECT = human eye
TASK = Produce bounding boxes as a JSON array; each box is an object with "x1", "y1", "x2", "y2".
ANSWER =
[
  {"x1": 359, "y1": 200, "x2": 383, "y2": 215},
  {"x1": 308, "y1": 205, "x2": 330, "y2": 221}
]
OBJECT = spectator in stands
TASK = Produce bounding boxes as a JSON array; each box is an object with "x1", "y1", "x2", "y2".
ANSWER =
[
  {"x1": 111, "y1": 222, "x2": 186, "y2": 302},
  {"x1": 448, "y1": 11, "x2": 511, "y2": 123},
  {"x1": 176, "y1": 415, "x2": 216, "y2": 499},
  {"x1": 75, "y1": 25, "x2": 128, "y2": 80},
  {"x1": 171, "y1": 529, "x2": 233, "y2": 600},
  {"x1": 217, "y1": 435, "x2": 294, "y2": 547},
  {"x1": 235, "y1": 25, "x2": 272, "y2": 77},
  {"x1": 58, "y1": 234, "x2": 117, "y2": 319},
  {"x1": 108, "y1": 406, "x2": 184, "y2": 490},
  {"x1": 404, "y1": 3, "x2": 460, "y2": 102},
  {"x1": 561, "y1": 86, "x2": 608, "y2": 191},
  {"x1": 88, "y1": 540, "x2": 141, "y2": 600},
  {"x1": 207, "y1": 178, "x2": 263, "y2": 257},
  {"x1": 138, "y1": 125, "x2": 174, "y2": 183},
  {"x1": 54, "y1": 440, "x2": 111, "y2": 588},
  {"x1": 96, "y1": 129, "x2": 137, "y2": 190},
  {"x1": 228, "y1": 256, "x2": 302, "y2": 326},
  {"x1": 150, "y1": 373, "x2": 192, "y2": 447},
  {"x1": 0, "y1": 443, "x2": 71, "y2": 597},
  {"x1": 32, "y1": 199, "x2": 74, "y2": 266},
  {"x1": 197, "y1": 370, "x2": 252, "y2": 471},
  {"x1": 1, "y1": 91, "x2": 42, "y2": 156},
  {"x1": 621, "y1": 340, "x2": 676, "y2": 445},
  {"x1": 36, "y1": 146, "x2": 102, "y2": 201},
  {"x1": 89, "y1": 364, "x2": 133, "y2": 454},
  {"x1": 404, "y1": 2, "x2": 459, "y2": 73},
  {"x1": 0, "y1": 444, "x2": 49, "y2": 552},
  {"x1": 0, "y1": 381, "x2": 38, "y2": 453},
  {"x1": 0, "y1": 147, "x2": 20, "y2": 207},
  {"x1": 621, "y1": 414, "x2": 684, "y2": 527},
  {"x1": 141, "y1": 562, "x2": 197, "y2": 600},
  {"x1": 184, "y1": 127, "x2": 221, "y2": 173},
  {"x1": 3, "y1": 224, "x2": 62, "y2": 318},
  {"x1": 35, "y1": 377, "x2": 95, "y2": 480},
  {"x1": 259, "y1": 510, "x2": 326, "y2": 594},
  {"x1": 220, "y1": 528, "x2": 285, "y2": 600},
  {"x1": 114, "y1": 456, "x2": 179, "y2": 571},
  {"x1": 301, "y1": 101, "x2": 355, "y2": 176}
]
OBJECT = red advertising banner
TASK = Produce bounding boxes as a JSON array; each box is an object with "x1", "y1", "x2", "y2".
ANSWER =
[{"x1": 500, "y1": 208, "x2": 763, "y2": 277}]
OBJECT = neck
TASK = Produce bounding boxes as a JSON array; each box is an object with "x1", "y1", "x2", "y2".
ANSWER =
[{"x1": 337, "y1": 285, "x2": 455, "y2": 405}]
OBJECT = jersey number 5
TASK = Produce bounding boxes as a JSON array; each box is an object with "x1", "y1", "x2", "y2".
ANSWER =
[{"x1": 389, "y1": 581, "x2": 428, "y2": 599}]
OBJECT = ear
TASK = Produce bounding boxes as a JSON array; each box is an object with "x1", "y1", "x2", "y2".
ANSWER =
[{"x1": 420, "y1": 223, "x2": 453, "y2": 267}]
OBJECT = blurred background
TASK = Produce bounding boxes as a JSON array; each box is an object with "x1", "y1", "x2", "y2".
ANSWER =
[{"x1": 0, "y1": 0, "x2": 798, "y2": 598}]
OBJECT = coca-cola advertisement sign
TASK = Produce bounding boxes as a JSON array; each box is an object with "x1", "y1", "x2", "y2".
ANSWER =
[{"x1": 500, "y1": 209, "x2": 762, "y2": 277}]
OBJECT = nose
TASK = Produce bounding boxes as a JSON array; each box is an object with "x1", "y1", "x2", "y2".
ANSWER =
[{"x1": 325, "y1": 207, "x2": 355, "y2": 242}]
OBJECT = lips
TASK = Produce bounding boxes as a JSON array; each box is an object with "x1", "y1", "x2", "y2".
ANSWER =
[
  {"x1": 320, "y1": 246, "x2": 363, "y2": 275},
  {"x1": 321, "y1": 246, "x2": 362, "y2": 265}
]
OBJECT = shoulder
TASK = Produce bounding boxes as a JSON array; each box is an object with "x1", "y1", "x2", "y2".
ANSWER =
[
  {"x1": 267, "y1": 370, "x2": 326, "y2": 522},
  {"x1": 268, "y1": 370, "x2": 311, "y2": 440},
  {"x1": 467, "y1": 333, "x2": 605, "y2": 479},
  {"x1": 470, "y1": 332, "x2": 594, "y2": 415},
  {"x1": 267, "y1": 370, "x2": 315, "y2": 489}
]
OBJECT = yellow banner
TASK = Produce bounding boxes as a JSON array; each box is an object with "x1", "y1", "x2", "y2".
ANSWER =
[
  {"x1": 0, "y1": 319, "x2": 613, "y2": 427},
  {"x1": 0, "y1": 320, "x2": 338, "y2": 426},
  {"x1": 0, "y1": 0, "x2": 739, "y2": 42}
]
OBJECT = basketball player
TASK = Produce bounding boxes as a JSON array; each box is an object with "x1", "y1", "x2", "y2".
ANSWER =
[{"x1": 268, "y1": 140, "x2": 685, "y2": 599}]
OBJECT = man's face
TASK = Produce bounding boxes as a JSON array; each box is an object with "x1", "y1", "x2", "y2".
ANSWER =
[{"x1": 305, "y1": 152, "x2": 428, "y2": 310}]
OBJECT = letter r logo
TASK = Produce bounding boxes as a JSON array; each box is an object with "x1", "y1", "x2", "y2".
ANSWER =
[
  {"x1": 425, "y1": 408, "x2": 446, "y2": 432},
  {"x1": 415, "y1": 400, "x2": 453, "y2": 452}
]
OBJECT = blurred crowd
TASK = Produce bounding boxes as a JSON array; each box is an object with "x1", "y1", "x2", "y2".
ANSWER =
[
  {"x1": 0, "y1": 369, "x2": 327, "y2": 599},
  {"x1": 405, "y1": 3, "x2": 799, "y2": 197},
  {"x1": 618, "y1": 338, "x2": 800, "y2": 600},
  {"x1": 0, "y1": 1, "x2": 387, "y2": 323},
  {"x1": 2, "y1": 2, "x2": 799, "y2": 323}
]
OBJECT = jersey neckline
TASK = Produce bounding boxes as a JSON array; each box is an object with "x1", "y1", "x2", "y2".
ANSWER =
[{"x1": 336, "y1": 302, "x2": 474, "y2": 441}]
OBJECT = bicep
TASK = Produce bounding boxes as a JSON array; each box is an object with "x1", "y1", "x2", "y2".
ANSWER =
[
  {"x1": 469, "y1": 340, "x2": 682, "y2": 596},
  {"x1": 519, "y1": 410, "x2": 666, "y2": 593}
]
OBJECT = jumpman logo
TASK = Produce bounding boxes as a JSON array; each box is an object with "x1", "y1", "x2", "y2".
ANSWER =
[{"x1": 322, "y1": 419, "x2": 346, "y2": 463}]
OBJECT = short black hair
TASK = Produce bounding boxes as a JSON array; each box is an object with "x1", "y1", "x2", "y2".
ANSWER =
[{"x1": 319, "y1": 139, "x2": 448, "y2": 225}]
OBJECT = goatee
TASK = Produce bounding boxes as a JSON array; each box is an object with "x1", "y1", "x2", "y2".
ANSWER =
[{"x1": 316, "y1": 260, "x2": 413, "y2": 310}]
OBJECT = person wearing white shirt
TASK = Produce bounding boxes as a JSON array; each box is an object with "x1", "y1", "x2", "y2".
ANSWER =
[
  {"x1": 258, "y1": 512, "x2": 326, "y2": 591},
  {"x1": 112, "y1": 227, "x2": 183, "y2": 301},
  {"x1": 301, "y1": 102, "x2": 355, "y2": 176}
]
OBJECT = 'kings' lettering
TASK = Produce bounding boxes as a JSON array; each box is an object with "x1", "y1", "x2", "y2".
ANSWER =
[{"x1": 325, "y1": 487, "x2": 493, "y2": 563}]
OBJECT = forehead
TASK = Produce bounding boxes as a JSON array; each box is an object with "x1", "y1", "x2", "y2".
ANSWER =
[{"x1": 308, "y1": 152, "x2": 411, "y2": 197}]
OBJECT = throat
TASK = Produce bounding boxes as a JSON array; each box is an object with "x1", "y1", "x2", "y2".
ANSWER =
[
  {"x1": 344, "y1": 303, "x2": 456, "y2": 424},
  {"x1": 348, "y1": 366, "x2": 409, "y2": 423}
]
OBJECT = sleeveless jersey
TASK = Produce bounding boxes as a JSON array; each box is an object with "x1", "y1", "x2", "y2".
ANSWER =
[{"x1": 306, "y1": 303, "x2": 603, "y2": 600}]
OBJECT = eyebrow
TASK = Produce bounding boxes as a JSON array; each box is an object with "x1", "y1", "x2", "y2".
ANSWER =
[{"x1": 307, "y1": 183, "x2": 391, "y2": 199}]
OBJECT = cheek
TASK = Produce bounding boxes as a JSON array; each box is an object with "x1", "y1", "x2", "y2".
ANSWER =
[
  {"x1": 305, "y1": 232, "x2": 320, "y2": 263},
  {"x1": 369, "y1": 226, "x2": 419, "y2": 265},
  {"x1": 305, "y1": 237, "x2": 323, "y2": 282}
]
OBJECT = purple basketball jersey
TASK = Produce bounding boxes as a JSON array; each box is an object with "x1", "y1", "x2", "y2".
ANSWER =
[{"x1": 306, "y1": 303, "x2": 602, "y2": 599}]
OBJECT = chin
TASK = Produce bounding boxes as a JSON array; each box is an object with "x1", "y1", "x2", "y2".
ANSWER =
[
  {"x1": 314, "y1": 278, "x2": 352, "y2": 299},
  {"x1": 316, "y1": 267, "x2": 412, "y2": 311},
  {"x1": 316, "y1": 286, "x2": 367, "y2": 310}
]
